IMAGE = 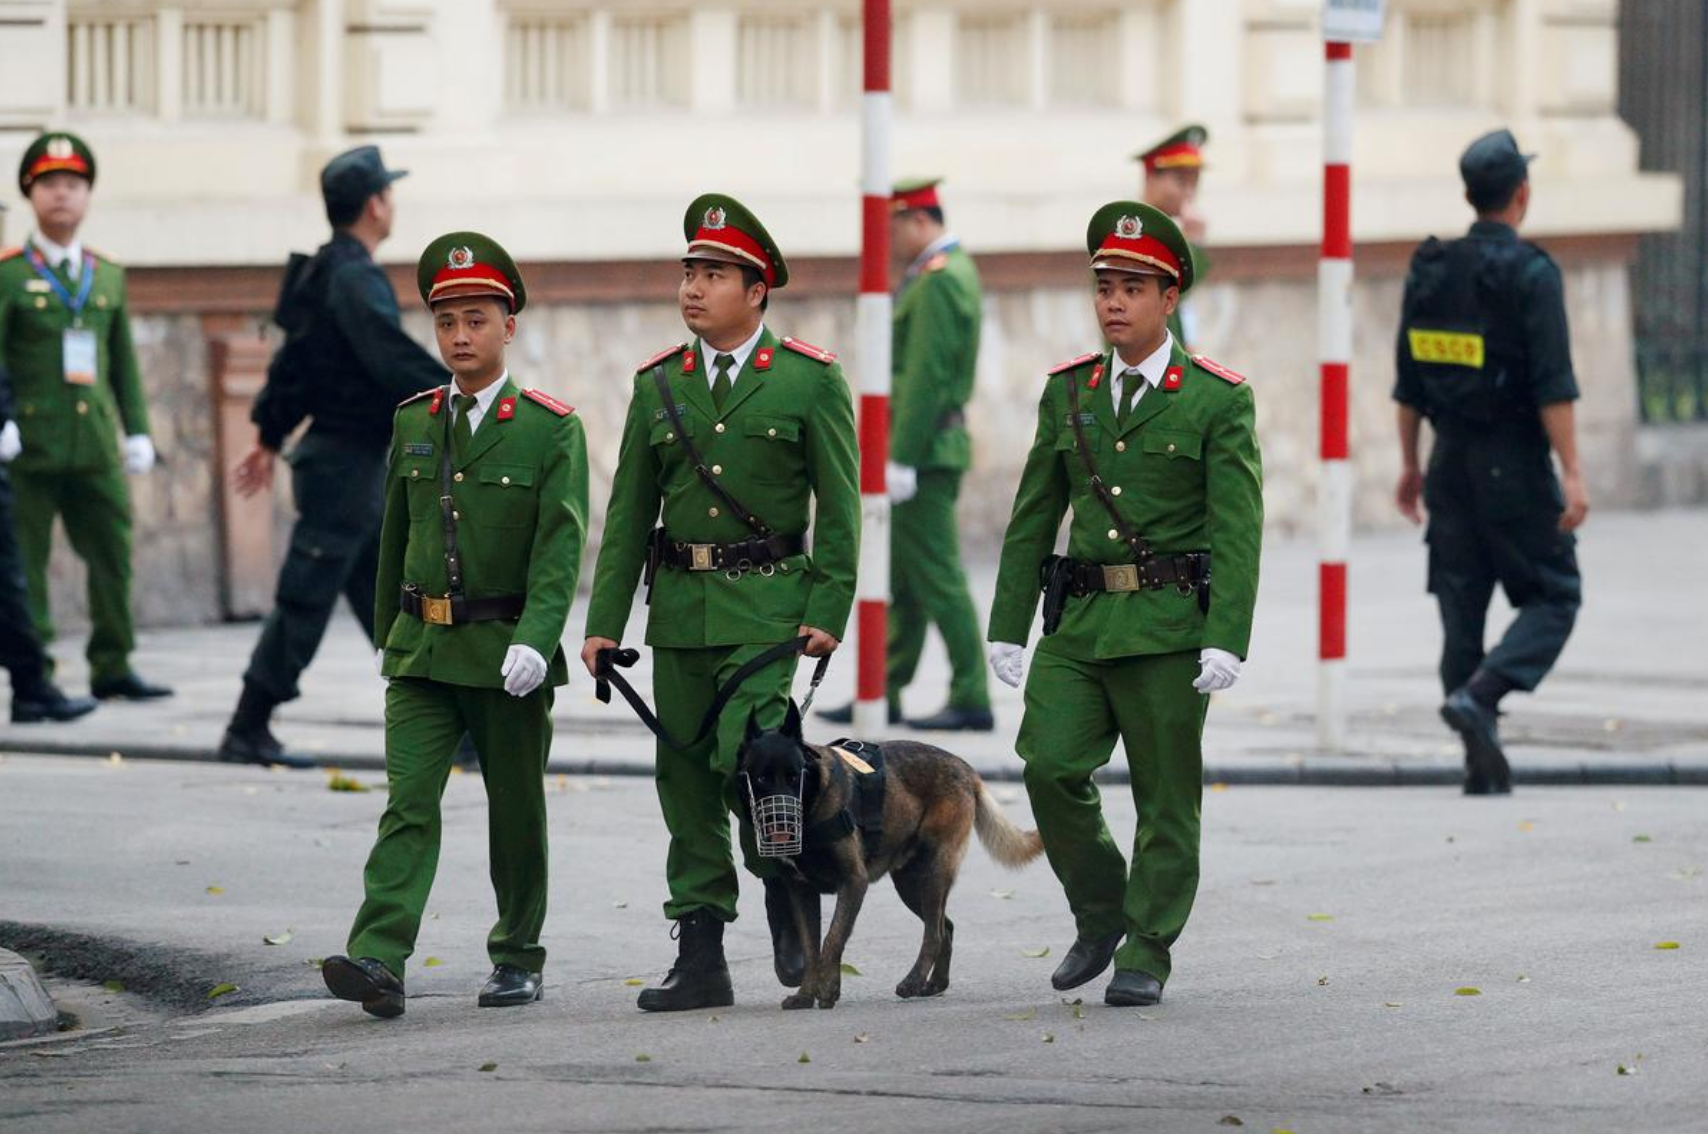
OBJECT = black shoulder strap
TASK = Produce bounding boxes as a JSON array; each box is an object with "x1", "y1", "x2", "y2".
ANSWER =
[
  {"x1": 438, "y1": 392, "x2": 465, "y2": 596},
  {"x1": 1064, "y1": 371, "x2": 1155, "y2": 565},
  {"x1": 650, "y1": 365, "x2": 774, "y2": 539}
]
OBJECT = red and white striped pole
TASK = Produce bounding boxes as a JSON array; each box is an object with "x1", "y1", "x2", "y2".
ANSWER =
[
  {"x1": 853, "y1": 0, "x2": 892, "y2": 736},
  {"x1": 1318, "y1": 39, "x2": 1354, "y2": 751}
]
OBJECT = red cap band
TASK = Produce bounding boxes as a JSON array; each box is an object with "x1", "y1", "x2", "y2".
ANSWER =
[
  {"x1": 687, "y1": 223, "x2": 775, "y2": 287},
  {"x1": 428, "y1": 261, "x2": 515, "y2": 305},
  {"x1": 24, "y1": 155, "x2": 91, "y2": 186},
  {"x1": 1144, "y1": 142, "x2": 1203, "y2": 172},
  {"x1": 1092, "y1": 232, "x2": 1182, "y2": 280},
  {"x1": 891, "y1": 184, "x2": 941, "y2": 212}
]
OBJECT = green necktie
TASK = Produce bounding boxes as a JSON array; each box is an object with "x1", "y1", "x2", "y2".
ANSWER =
[
  {"x1": 1117, "y1": 369, "x2": 1142, "y2": 424},
  {"x1": 56, "y1": 259, "x2": 75, "y2": 287},
  {"x1": 711, "y1": 353, "x2": 735, "y2": 412},
  {"x1": 452, "y1": 392, "x2": 477, "y2": 458}
]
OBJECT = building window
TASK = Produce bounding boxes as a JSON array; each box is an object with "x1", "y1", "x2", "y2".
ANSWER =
[
  {"x1": 505, "y1": 14, "x2": 593, "y2": 112},
  {"x1": 67, "y1": 15, "x2": 156, "y2": 115},
  {"x1": 954, "y1": 12, "x2": 1029, "y2": 108},
  {"x1": 737, "y1": 14, "x2": 816, "y2": 108},
  {"x1": 181, "y1": 18, "x2": 267, "y2": 119},
  {"x1": 1049, "y1": 12, "x2": 1118, "y2": 107},
  {"x1": 609, "y1": 13, "x2": 689, "y2": 109},
  {"x1": 1358, "y1": 2, "x2": 1502, "y2": 110}
]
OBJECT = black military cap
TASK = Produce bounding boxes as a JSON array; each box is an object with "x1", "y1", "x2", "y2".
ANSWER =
[
  {"x1": 1459, "y1": 129, "x2": 1534, "y2": 201},
  {"x1": 320, "y1": 145, "x2": 407, "y2": 214}
]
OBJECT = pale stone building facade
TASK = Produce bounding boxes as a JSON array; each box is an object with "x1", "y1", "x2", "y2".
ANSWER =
[{"x1": 0, "y1": 0, "x2": 1680, "y2": 625}]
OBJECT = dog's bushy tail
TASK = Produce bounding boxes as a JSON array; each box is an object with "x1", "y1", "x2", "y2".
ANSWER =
[{"x1": 973, "y1": 781, "x2": 1045, "y2": 869}]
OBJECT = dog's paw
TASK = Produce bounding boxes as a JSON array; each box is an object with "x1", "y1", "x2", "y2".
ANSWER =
[
  {"x1": 781, "y1": 992, "x2": 815, "y2": 1011},
  {"x1": 815, "y1": 996, "x2": 838, "y2": 1010},
  {"x1": 922, "y1": 975, "x2": 950, "y2": 997},
  {"x1": 895, "y1": 976, "x2": 929, "y2": 999}
]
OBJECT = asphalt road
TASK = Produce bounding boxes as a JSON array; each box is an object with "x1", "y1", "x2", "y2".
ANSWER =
[{"x1": 2, "y1": 754, "x2": 1704, "y2": 1133}]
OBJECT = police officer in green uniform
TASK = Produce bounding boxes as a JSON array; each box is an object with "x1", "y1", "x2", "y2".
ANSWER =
[
  {"x1": 581, "y1": 194, "x2": 860, "y2": 1012},
  {"x1": 0, "y1": 199, "x2": 97, "y2": 724},
  {"x1": 0, "y1": 132, "x2": 170, "y2": 701},
  {"x1": 820, "y1": 178, "x2": 990, "y2": 731},
  {"x1": 322, "y1": 233, "x2": 588, "y2": 1018},
  {"x1": 1393, "y1": 129, "x2": 1588, "y2": 796},
  {"x1": 988, "y1": 202, "x2": 1262, "y2": 1007},
  {"x1": 218, "y1": 145, "x2": 447, "y2": 768},
  {"x1": 1136, "y1": 125, "x2": 1209, "y2": 350}
]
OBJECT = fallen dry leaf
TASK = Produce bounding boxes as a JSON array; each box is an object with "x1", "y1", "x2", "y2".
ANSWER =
[
  {"x1": 853, "y1": 1033, "x2": 869, "y2": 1044},
  {"x1": 262, "y1": 930, "x2": 293, "y2": 946},
  {"x1": 1021, "y1": 946, "x2": 1051, "y2": 958},
  {"x1": 205, "y1": 886, "x2": 225, "y2": 896},
  {"x1": 1004, "y1": 1008, "x2": 1037, "y2": 1022},
  {"x1": 797, "y1": 1052, "x2": 811, "y2": 1064},
  {"x1": 423, "y1": 956, "x2": 444, "y2": 968},
  {"x1": 840, "y1": 962, "x2": 862, "y2": 976},
  {"x1": 989, "y1": 888, "x2": 1015, "y2": 900},
  {"x1": 1307, "y1": 913, "x2": 1334, "y2": 922},
  {"x1": 623, "y1": 978, "x2": 645, "y2": 986},
  {"x1": 635, "y1": 1054, "x2": 652, "y2": 1063},
  {"x1": 1454, "y1": 987, "x2": 1481, "y2": 997},
  {"x1": 1654, "y1": 941, "x2": 1681, "y2": 950},
  {"x1": 479, "y1": 1062, "x2": 497, "y2": 1073},
  {"x1": 207, "y1": 983, "x2": 239, "y2": 1000},
  {"x1": 1041, "y1": 1032, "x2": 1055, "y2": 1044}
]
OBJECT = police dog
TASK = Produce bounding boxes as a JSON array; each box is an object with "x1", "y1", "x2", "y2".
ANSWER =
[{"x1": 738, "y1": 702, "x2": 1043, "y2": 1010}]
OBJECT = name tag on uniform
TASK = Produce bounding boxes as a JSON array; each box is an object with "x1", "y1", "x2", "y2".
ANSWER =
[
  {"x1": 24, "y1": 279, "x2": 52, "y2": 294},
  {"x1": 1063, "y1": 412, "x2": 1096, "y2": 426},
  {"x1": 62, "y1": 328, "x2": 97, "y2": 386},
  {"x1": 1408, "y1": 329, "x2": 1484, "y2": 369},
  {"x1": 654, "y1": 405, "x2": 689, "y2": 422},
  {"x1": 403, "y1": 442, "x2": 434, "y2": 457}
]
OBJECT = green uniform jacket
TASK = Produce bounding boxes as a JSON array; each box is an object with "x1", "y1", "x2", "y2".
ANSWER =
[
  {"x1": 892, "y1": 244, "x2": 980, "y2": 471},
  {"x1": 376, "y1": 378, "x2": 589, "y2": 689},
  {"x1": 988, "y1": 342, "x2": 1263, "y2": 660},
  {"x1": 584, "y1": 329, "x2": 860, "y2": 648},
  {"x1": 0, "y1": 244, "x2": 149, "y2": 473}
]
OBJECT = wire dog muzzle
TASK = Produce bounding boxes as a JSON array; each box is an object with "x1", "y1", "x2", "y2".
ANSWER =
[{"x1": 744, "y1": 773, "x2": 804, "y2": 858}]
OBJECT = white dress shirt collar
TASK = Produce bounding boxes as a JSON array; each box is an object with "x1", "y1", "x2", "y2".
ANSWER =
[
  {"x1": 697, "y1": 322, "x2": 766, "y2": 389},
  {"x1": 904, "y1": 232, "x2": 959, "y2": 279},
  {"x1": 1111, "y1": 331, "x2": 1175, "y2": 404},
  {"x1": 452, "y1": 370, "x2": 509, "y2": 432},
  {"x1": 29, "y1": 231, "x2": 84, "y2": 278}
]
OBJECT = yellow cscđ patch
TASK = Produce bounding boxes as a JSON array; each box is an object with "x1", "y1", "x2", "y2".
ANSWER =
[{"x1": 1408, "y1": 329, "x2": 1485, "y2": 368}]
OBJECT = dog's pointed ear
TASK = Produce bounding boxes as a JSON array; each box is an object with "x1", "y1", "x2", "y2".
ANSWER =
[
  {"x1": 745, "y1": 708, "x2": 763, "y2": 744},
  {"x1": 783, "y1": 699, "x2": 803, "y2": 740}
]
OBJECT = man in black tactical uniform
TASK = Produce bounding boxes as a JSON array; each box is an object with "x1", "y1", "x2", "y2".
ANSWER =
[
  {"x1": 1393, "y1": 129, "x2": 1589, "y2": 795},
  {"x1": 0, "y1": 200, "x2": 98, "y2": 725},
  {"x1": 217, "y1": 146, "x2": 447, "y2": 768}
]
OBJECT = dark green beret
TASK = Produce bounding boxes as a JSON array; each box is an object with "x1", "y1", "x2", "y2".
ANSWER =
[
  {"x1": 682, "y1": 193, "x2": 789, "y2": 289},
  {"x1": 1134, "y1": 124, "x2": 1208, "y2": 169},
  {"x1": 417, "y1": 232, "x2": 526, "y2": 313}
]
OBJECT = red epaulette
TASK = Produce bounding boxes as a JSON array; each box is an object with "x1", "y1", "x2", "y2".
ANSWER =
[
  {"x1": 0, "y1": 247, "x2": 22, "y2": 262},
  {"x1": 398, "y1": 387, "x2": 439, "y2": 408},
  {"x1": 1047, "y1": 352, "x2": 1102, "y2": 376},
  {"x1": 636, "y1": 343, "x2": 688, "y2": 373},
  {"x1": 522, "y1": 389, "x2": 575, "y2": 417},
  {"x1": 781, "y1": 337, "x2": 837, "y2": 364},
  {"x1": 84, "y1": 246, "x2": 113, "y2": 267},
  {"x1": 923, "y1": 253, "x2": 949, "y2": 273},
  {"x1": 1191, "y1": 355, "x2": 1248, "y2": 385}
]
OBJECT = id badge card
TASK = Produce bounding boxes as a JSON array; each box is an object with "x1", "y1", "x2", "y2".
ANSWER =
[{"x1": 63, "y1": 328, "x2": 98, "y2": 387}]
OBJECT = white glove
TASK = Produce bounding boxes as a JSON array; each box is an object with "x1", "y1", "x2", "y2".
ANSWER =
[
  {"x1": 988, "y1": 642, "x2": 1027, "y2": 689},
  {"x1": 501, "y1": 644, "x2": 548, "y2": 698},
  {"x1": 0, "y1": 420, "x2": 20, "y2": 463},
  {"x1": 123, "y1": 434, "x2": 156, "y2": 475},
  {"x1": 887, "y1": 461, "x2": 918, "y2": 505},
  {"x1": 1193, "y1": 647, "x2": 1242, "y2": 694}
]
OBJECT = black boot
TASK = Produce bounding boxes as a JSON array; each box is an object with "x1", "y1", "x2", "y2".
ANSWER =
[
  {"x1": 1441, "y1": 687, "x2": 1511, "y2": 794},
  {"x1": 218, "y1": 684, "x2": 314, "y2": 770},
  {"x1": 764, "y1": 879, "x2": 818, "y2": 988},
  {"x1": 10, "y1": 676, "x2": 98, "y2": 724},
  {"x1": 636, "y1": 911, "x2": 734, "y2": 1012}
]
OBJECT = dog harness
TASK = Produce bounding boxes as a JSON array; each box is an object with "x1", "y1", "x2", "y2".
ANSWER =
[{"x1": 806, "y1": 739, "x2": 887, "y2": 862}]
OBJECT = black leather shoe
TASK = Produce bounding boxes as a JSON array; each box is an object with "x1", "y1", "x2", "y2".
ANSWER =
[
  {"x1": 905, "y1": 706, "x2": 996, "y2": 732},
  {"x1": 1104, "y1": 969, "x2": 1164, "y2": 1007},
  {"x1": 11, "y1": 684, "x2": 98, "y2": 724},
  {"x1": 764, "y1": 879, "x2": 817, "y2": 988},
  {"x1": 1441, "y1": 688, "x2": 1511, "y2": 794},
  {"x1": 92, "y1": 673, "x2": 174, "y2": 701},
  {"x1": 637, "y1": 911, "x2": 734, "y2": 1012},
  {"x1": 478, "y1": 964, "x2": 543, "y2": 1007},
  {"x1": 1050, "y1": 930, "x2": 1124, "y2": 991},
  {"x1": 322, "y1": 955, "x2": 405, "y2": 1018},
  {"x1": 816, "y1": 701, "x2": 901, "y2": 727},
  {"x1": 217, "y1": 725, "x2": 315, "y2": 770}
]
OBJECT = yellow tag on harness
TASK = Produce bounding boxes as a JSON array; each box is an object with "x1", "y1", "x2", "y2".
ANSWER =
[
  {"x1": 1408, "y1": 329, "x2": 1485, "y2": 369},
  {"x1": 831, "y1": 746, "x2": 875, "y2": 775}
]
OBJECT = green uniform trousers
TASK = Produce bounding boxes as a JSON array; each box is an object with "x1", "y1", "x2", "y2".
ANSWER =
[
  {"x1": 652, "y1": 644, "x2": 796, "y2": 922},
  {"x1": 1017, "y1": 648, "x2": 1207, "y2": 984},
  {"x1": 10, "y1": 464, "x2": 134, "y2": 684},
  {"x1": 346, "y1": 677, "x2": 553, "y2": 976},
  {"x1": 888, "y1": 469, "x2": 989, "y2": 711}
]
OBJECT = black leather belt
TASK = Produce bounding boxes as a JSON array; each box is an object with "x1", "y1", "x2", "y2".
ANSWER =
[
  {"x1": 1068, "y1": 553, "x2": 1210, "y2": 596},
  {"x1": 658, "y1": 532, "x2": 805, "y2": 573},
  {"x1": 400, "y1": 584, "x2": 525, "y2": 626}
]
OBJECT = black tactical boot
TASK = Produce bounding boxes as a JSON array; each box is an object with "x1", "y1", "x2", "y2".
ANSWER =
[
  {"x1": 10, "y1": 677, "x2": 97, "y2": 724},
  {"x1": 637, "y1": 911, "x2": 734, "y2": 1012},
  {"x1": 218, "y1": 684, "x2": 314, "y2": 769},
  {"x1": 764, "y1": 879, "x2": 819, "y2": 988}
]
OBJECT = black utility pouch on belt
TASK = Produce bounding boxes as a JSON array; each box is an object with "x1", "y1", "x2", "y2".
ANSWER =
[
  {"x1": 642, "y1": 528, "x2": 666, "y2": 604},
  {"x1": 1040, "y1": 554, "x2": 1074, "y2": 637}
]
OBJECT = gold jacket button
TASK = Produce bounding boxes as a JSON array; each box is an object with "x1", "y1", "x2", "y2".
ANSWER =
[
  {"x1": 34, "y1": 297, "x2": 46, "y2": 309},
  {"x1": 767, "y1": 428, "x2": 777, "y2": 438},
  {"x1": 714, "y1": 423, "x2": 727, "y2": 434},
  {"x1": 666, "y1": 432, "x2": 675, "y2": 442},
  {"x1": 501, "y1": 475, "x2": 511, "y2": 485},
  {"x1": 411, "y1": 468, "x2": 420, "y2": 479},
  {"x1": 1166, "y1": 443, "x2": 1177, "y2": 454},
  {"x1": 453, "y1": 510, "x2": 461, "y2": 520},
  {"x1": 1111, "y1": 486, "x2": 1122, "y2": 496},
  {"x1": 711, "y1": 465, "x2": 722, "y2": 475},
  {"x1": 1107, "y1": 529, "x2": 1119, "y2": 540},
  {"x1": 76, "y1": 401, "x2": 89, "y2": 415},
  {"x1": 1115, "y1": 440, "x2": 1127, "y2": 452},
  {"x1": 453, "y1": 471, "x2": 464, "y2": 482},
  {"x1": 709, "y1": 507, "x2": 720, "y2": 517}
]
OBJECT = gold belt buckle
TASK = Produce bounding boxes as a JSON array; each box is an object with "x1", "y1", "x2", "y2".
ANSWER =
[
  {"x1": 1102, "y1": 564, "x2": 1140, "y2": 592},
  {"x1": 689, "y1": 544, "x2": 715, "y2": 572},
  {"x1": 421, "y1": 595, "x2": 453, "y2": 625}
]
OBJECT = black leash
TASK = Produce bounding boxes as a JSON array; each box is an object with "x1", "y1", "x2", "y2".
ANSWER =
[{"x1": 594, "y1": 636, "x2": 831, "y2": 750}]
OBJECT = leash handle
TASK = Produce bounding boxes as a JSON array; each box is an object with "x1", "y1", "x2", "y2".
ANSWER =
[{"x1": 592, "y1": 637, "x2": 820, "y2": 751}]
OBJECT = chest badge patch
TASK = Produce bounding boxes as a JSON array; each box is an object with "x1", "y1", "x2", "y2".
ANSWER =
[{"x1": 404, "y1": 442, "x2": 434, "y2": 457}]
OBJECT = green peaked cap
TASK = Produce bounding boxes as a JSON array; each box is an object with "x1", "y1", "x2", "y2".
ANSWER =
[
  {"x1": 19, "y1": 131, "x2": 97, "y2": 195},
  {"x1": 417, "y1": 231, "x2": 527, "y2": 313},
  {"x1": 1085, "y1": 201, "x2": 1195, "y2": 293},
  {"x1": 1133, "y1": 123, "x2": 1208, "y2": 168},
  {"x1": 683, "y1": 193, "x2": 789, "y2": 289}
]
